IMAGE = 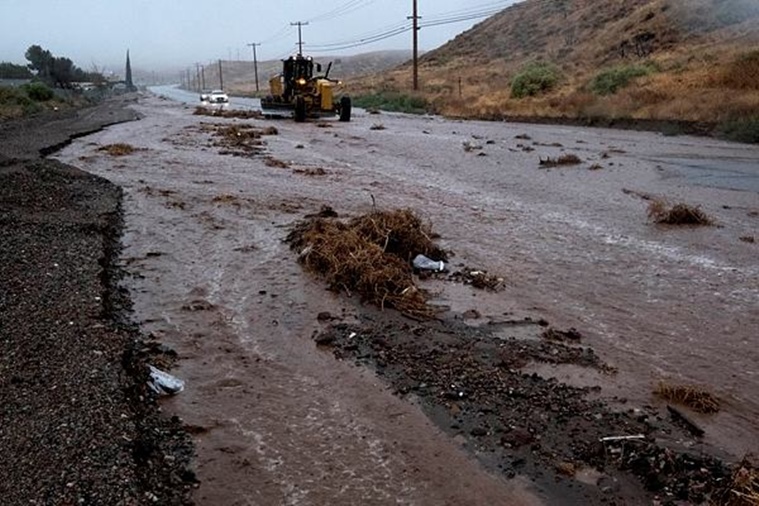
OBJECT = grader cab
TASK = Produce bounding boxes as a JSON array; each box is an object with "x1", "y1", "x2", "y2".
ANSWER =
[{"x1": 261, "y1": 55, "x2": 351, "y2": 122}]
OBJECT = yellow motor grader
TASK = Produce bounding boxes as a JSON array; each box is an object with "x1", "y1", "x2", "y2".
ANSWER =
[{"x1": 261, "y1": 54, "x2": 351, "y2": 122}]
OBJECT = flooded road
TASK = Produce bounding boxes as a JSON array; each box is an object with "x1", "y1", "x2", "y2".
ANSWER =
[{"x1": 56, "y1": 93, "x2": 758, "y2": 504}]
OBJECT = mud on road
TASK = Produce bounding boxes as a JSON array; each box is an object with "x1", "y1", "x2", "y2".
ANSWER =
[{"x1": 54, "y1": 93, "x2": 759, "y2": 505}]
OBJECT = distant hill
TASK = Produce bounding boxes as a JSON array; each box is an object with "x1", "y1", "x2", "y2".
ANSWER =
[
  {"x1": 201, "y1": 50, "x2": 413, "y2": 96},
  {"x1": 350, "y1": 0, "x2": 759, "y2": 134}
]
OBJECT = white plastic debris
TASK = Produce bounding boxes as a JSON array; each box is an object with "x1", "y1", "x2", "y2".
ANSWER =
[
  {"x1": 412, "y1": 254, "x2": 445, "y2": 272},
  {"x1": 148, "y1": 366, "x2": 185, "y2": 396}
]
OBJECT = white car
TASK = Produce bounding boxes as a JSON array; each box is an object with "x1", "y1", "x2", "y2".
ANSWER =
[
  {"x1": 200, "y1": 89, "x2": 229, "y2": 110},
  {"x1": 208, "y1": 90, "x2": 229, "y2": 104}
]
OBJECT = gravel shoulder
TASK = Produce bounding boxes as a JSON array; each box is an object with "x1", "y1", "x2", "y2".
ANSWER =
[{"x1": 0, "y1": 97, "x2": 194, "y2": 505}]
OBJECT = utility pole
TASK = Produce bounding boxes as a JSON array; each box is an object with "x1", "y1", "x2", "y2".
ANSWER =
[
  {"x1": 200, "y1": 65, "x2": 205, "y2": 89},
  {"x1": 186, "y1": 69, "x2": 191, "y2": 90},
  {"x1": 291, "y1": 21, "x2": 309, "y2": 56},
  {"x1": 408, "y1": 0, "x2": 421, "y2": 91},
  {"x1": 195, "y1": 63, "x2": 202, "y2": 91},
  {"x1": 248, "y1": 42, "x2": 261, "y2": 92},
  {"x1": 218, "y1": 59, "x2": 224, "y2": 90}
]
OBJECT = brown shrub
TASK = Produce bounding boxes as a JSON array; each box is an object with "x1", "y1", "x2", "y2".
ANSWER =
[
  {"x1": 648, "y1": 200, "x2": 714, "y2": 226},
  {"x1": 654, "y1": 381, "x2": 720, "y2": 414},
  {"x1": 539, "y1": 154, "x2": 582, "y2": 167},
  {"x1": 348, "y1": 209, "x2": 447, "y2": 262},
  {"x1": 286, "y1": 209, "x2": 446, "y2": 317},
  {"x1": 294, "y1": 167, "x2": 327, "y2": 176},
  {"x1": 264, "y1": 157, "x2": 289, "y2": 168},
  {"x1": 98, "y1": 143, "x2": 137, "y2": 156},
  {"x1": 212, "y1": 194, "x2": 242, "y2": 205}
]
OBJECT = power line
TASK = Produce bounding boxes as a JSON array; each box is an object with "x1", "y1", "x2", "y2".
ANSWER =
[
  {"x1": 307, "y1": 20, "x2": 410, "y2": 49},
  {"x1": 306, "y1": 0, "x2": 516, "y2": 53},
  {"x1": 308, "y1": 24, "x2": 411, "y2": 51},
  {"x1": 306, "y1": 0, "x2": 378, "y2": 23}
]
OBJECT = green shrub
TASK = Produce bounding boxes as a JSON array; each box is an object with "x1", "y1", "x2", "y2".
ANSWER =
[
  {"x1": 0, "y1": 86, "x2": 35, "y2": 119},
  {"x1": 718, "y1": 117, "x2": 759, "y2": 144},
  {"x1": 590, "y1": 64, "x2": 656, "y2": 95},
  {"x1": 22, "y1": 82, "x2": 54, "y2": 101},
  {"x1": 353, "y1": 92, "x2": 429, "y2": 114},
  {"x1": 511, "y1": 62, "x2": 561, "y2": 98},
  {"x1": 0, "y1": 86, "x2": 32, "y2": 107}
]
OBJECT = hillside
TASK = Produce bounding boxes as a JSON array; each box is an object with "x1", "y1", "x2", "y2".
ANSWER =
[
  {"x1": 201, "y1": 50, "x2": 413, "y2": 96},
  {"x1": 350, "y1": 0, "x2": 759, "y2": 137}
]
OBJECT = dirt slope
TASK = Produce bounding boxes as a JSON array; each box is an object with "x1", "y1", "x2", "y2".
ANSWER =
[{"x1": 352, "y1": 0, "x2": 759, "y2": 126}]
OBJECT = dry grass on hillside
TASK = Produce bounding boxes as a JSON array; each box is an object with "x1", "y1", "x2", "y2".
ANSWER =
[{"x1": 348, "y1": 0, "x2": 759, "y2": 128}]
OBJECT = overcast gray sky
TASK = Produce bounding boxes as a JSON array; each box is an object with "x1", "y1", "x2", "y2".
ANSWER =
[{"x1": 0, "y1": 0, "x2": 518, "y2": 72}]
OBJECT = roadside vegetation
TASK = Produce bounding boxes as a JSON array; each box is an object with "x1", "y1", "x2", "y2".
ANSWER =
[
  {"x1": 589, "y1": 63, "x2": 657, "y2": 95},
  {"x1": 718, "y1": 117, "x2": 759, "y2": 144},
  {"x1": 511, "y1": 62, "x2": 561, "y2": 98},
  {"x1": 0, "y1": 83, "x2": 59, "y2": 119},
  {"x1": 1, "y1": 44, "x2": 109, "y2": 120}
]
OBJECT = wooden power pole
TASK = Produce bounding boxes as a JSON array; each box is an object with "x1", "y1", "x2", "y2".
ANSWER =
[
  {"x1": 218, "y1": 59, "x2": 224, "y2": 90},
  {"x1": 291, "y1": 21, "x2": 309, "y2": 56},
  {"x1": 248, "y1": 42, "x2": 261, "y2": 92},
  {"x1": 409, "y1": 0, "x2": 420, "y2": 91}
]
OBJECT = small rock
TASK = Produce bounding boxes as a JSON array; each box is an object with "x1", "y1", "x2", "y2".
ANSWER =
[
  {"x1": 501, "y1": 428, "x2": 534, "y2": 448},
  {"x1": 314, "y1": 333, "x2": 335, "y2": 346},
  {"x1": 556, "y1": 462, "x2": 576, "y2": 476}
]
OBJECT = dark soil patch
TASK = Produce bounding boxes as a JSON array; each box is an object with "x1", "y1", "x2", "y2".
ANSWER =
[{"x1": 314, "y1": 313, "x2": 739, "y2": 505}]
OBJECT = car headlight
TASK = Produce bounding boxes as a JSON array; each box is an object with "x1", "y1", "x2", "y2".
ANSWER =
[{"x1": 297, "y1": 78, "x2": 307, "y2": 85}]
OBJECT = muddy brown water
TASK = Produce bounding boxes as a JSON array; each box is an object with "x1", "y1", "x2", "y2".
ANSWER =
[{"x1": 56, "y1": 94, "x2": 758, "y2": 504}]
